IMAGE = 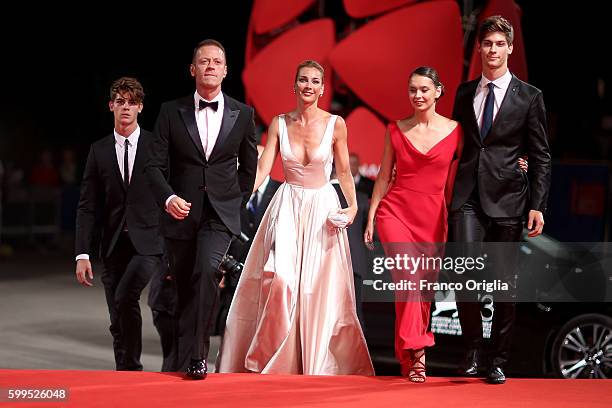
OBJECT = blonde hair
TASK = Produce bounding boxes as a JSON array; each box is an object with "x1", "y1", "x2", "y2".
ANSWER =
[{"x1": 294, "y1": 60, "x2": 325, "y2": 83}]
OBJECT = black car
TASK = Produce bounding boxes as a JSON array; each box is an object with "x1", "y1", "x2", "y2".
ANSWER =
[{"x1": 362, "y1": 233, "x2": 612, "y2": 379}]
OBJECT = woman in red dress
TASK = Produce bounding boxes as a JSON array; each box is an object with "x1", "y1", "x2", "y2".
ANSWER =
[
  {"x1": 365, "y1": 66, "x2": 527, "y2": 382},
  {"x1": 365, "y1": 66, "x2": 461, "y2": 382}
]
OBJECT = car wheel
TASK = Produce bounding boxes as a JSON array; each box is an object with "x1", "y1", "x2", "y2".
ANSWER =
[{"x1": 551, "y1": 313, "x2": 612, "y2": 379}]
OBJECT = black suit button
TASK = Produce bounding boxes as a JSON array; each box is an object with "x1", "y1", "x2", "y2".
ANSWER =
[
  {"x1": 199, "y1": 185, "x2": 207, "y2": 191},
  {"x1": 204, "y1": 164, "x2": 209, "y2": 168}
]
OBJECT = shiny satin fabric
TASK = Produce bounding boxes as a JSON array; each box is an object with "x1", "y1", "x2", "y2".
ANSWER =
[{"x1": 217, "y1": 115, "x2": 374, "y2": 375}]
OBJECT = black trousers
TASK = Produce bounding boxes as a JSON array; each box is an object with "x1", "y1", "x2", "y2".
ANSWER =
[
  {"x1": 101, "y1": 232, "x2": 159, "y2": 370},
  {"x1": 165, "y1": 196, "x2": 233, "y2": 371},
  {"x1": 354, "y1": 273, "x2": 364, "y2": 331},
  {"x1": 448, "y1": 194, "x2": 522, "y2": 368},
  {"x1": 148, "y1": 255, "x2": 177, "y2": 372},
  {"x1": 152, "y1": 309, "x2": 176, "y2": 372}
]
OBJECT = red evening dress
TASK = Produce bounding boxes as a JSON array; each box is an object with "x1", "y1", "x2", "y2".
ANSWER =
[{"x1": 376, "y1": 121, "x2": 461, "y2": 372}]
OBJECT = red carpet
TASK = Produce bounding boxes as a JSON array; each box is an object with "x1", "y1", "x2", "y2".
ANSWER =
[{"x1": 1, "y1": 370, "x2": 609, "y2": 407}]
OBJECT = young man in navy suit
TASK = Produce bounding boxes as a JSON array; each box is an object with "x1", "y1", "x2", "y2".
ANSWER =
[{"x1": 449, "y1": 16, "x2": 551, "y2": 384}]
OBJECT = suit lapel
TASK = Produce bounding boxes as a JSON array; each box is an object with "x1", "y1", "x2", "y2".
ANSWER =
[
  {"x1": 463, "y1": 79, "x2": 482, "y2": 146},
  {"x1": 131, "y1": 131, "x2": 147, "y2": 185},
  {"x1": 488, "y1": 75, "x2": 520, "y2": 137},
  {"x1": 105, "y1": 134, "x2": 126, "y2": 192},
  {"x1": 209, "y1": 93, "x2": 239, "y2": 160},
  {"x1": 178, "y1": 97, "x2": 206, "y2": 159}
]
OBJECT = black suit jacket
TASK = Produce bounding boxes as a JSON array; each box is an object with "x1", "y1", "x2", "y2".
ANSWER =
[
  {"x1": 356, "y1": 176, "x2": 375, "y2": 198},
  {"x1": 146, "y1": 93, "x2": 258, "y2": 238},
  {"x1": 249, "y1": 178, "x2": 282, "y2": 236},
  {"x1": 450, "y1": 75, "x2": 551, "y2": 217},
  {"x1": 232, "y1": 178, "x2": 282, "y2": 263},
  {"x1": 75, "y1": 129, "x2": 164, "y2": 259},
  {"x1": 332, "y1": 183, "x2": 369, "y2": 278}
]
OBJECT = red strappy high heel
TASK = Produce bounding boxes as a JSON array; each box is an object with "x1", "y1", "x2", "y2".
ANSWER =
[{"x1": 407, "y1": 349, "x2": 426, "y2": 383}]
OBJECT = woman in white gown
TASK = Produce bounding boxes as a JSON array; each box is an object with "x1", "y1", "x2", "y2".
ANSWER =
[{"x1": 217, "y1": 60, "x2": 374, "y2": 375}]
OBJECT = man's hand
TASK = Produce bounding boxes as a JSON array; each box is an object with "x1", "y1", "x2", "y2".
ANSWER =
[
  {"x1": 518, "y1": 156, "x2": 528, "y2": 172},
  {"x1": 76, "y1": 259, "x2": 94, "y2": 287},
  {"x1": 166, "y1": 196, "x2": 191, "y2": 220},
  {"x1": 527, "y1": 210, "x2": 544, "y2": 237}
]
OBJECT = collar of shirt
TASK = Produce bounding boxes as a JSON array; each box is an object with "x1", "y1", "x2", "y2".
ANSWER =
[
  {"x1": 474, "y1": 70, "x2": 513, "y2": 127},
  {"x1": 479, "y1": 69, "x2": 512, "y2": 93},
  {"x1": 353, "y1": 174, "x2": 361, "y2": 184},
  {"x1": 258, "y1": 175, "x2": 270, "y2": 195},
  {"x1": 114, "y1": 126, "x2": 140, "y2": 147},
  {"x1": 194, "y1": 90, "x2": 224, "y2": 112}
]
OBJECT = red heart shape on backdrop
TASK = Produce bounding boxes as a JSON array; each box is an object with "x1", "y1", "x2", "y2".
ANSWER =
[{"x1": 329, "y1": 1, "x2": 463, "y2": 120}]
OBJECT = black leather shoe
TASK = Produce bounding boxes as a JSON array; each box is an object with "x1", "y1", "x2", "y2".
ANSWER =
[
  {"x1": 457, "y1": 349, "x2": 479, "y2": 376},
  {"x1": 186, "y1": 359, "x2": 207, "y2": 380},
  {"x1": 486, "y1": 366, "x2": 506, "y2": 384}
]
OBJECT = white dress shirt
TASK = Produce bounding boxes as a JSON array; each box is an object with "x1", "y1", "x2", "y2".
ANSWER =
[
  {"x1": 473, "y1": 69, "x2": 513, "y2": 129},
  {"x1": 76, "y1": 126, "x2": 140, "y2": 261},
  {"x1": 165, "y1": 91, "x2": 225, "y2": 209},
  {"x1": 114, "y1": 127, "x2": 140, "y2": 183},
  {"x1": 195, "y1": 90, "x2": 224, "y2": 160}
]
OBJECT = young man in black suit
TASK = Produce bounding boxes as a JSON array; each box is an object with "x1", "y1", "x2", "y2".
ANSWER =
[
  {"x1": 75, "y1": 77, "x2": 164, "y2": 371},
  {"x1": 146, "y1": 39, "x2": 257, "y2": 379},
  {"x1": 449, "y1": 16, "x2": 551, "y2": 384}
]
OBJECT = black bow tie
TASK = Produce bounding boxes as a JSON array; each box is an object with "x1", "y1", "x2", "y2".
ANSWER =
[{"x1": 199, "y1": 100, "x2": 218, "y2": 112}]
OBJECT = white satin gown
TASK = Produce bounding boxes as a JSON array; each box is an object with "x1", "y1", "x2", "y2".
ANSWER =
[{"x1": 217, "y1": 114, "x2": 374, "y2": 375}]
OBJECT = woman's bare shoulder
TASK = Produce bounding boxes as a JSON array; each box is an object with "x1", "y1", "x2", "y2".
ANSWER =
[
  {"x1": 436, "y1": 115, "x2": 458, "y2": 132},
  {"x1": 396, "y1": 116, "x2": 416, "y2": 133}
]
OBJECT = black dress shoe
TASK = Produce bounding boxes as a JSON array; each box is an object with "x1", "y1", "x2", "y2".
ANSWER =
[
  {"x1": 457, "y1": 349, "x2": 479, "y2": 376},
  {"x1": 486, "y1": 366, "x2": 506, "y2": 384},
  {"x1": 186, "y1": 359, "x2": 207, "y2": 380}
]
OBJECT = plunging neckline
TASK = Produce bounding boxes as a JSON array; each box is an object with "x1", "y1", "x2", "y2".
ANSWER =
[
  {"x1": 284, "y1": 114, "x2": 334, "y2": 167},
  {"x1": 397, "y1": 122, "x2": 458, "y2": 156}
]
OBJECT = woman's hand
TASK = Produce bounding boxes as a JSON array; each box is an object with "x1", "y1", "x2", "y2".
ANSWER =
[
  {"x1": 338, "y1": 205, "x2": 357, "y2": 226},
  {"x1": 364, "y1": 219, "x2": 375, "y2": 250}
]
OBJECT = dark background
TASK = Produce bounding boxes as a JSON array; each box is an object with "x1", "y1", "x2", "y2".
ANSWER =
[
  {"x1": 0, "y1": 1, "x2": 609, "y2": 163},
  {"x1": 0, "y1": 1, "x2": 609, "y2": 244},
  {"x1": 0, "y1": 3, "x2": 253, "y2": 164}
]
